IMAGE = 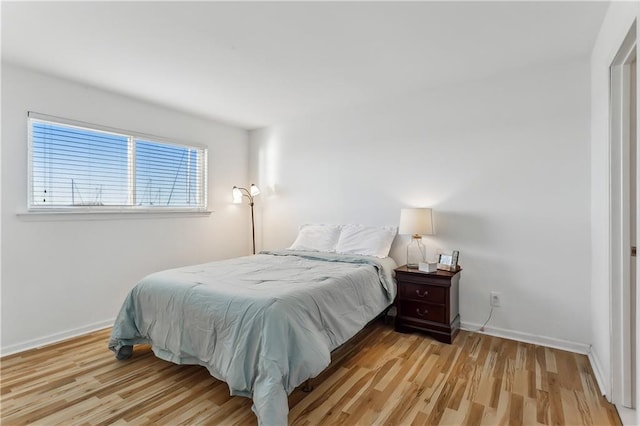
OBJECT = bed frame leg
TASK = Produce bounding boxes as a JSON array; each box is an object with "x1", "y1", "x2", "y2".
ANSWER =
[{"x1": 302, "y1": 379, "x2": 313, "y2": 392}]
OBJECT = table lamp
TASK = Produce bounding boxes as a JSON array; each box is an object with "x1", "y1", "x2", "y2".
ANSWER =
[{"x1": 398, "y1": 208, "x2": 434, "y2": 268}]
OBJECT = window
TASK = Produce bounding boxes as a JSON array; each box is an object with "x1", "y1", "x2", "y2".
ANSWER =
[{"x1": 28, "y1": 112, "x2": 207, "y2": 211}]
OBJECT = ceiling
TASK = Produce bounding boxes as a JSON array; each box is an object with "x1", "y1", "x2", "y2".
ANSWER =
[{"x1": 1, "y1": 1, "x2": 609, "y2": 130}]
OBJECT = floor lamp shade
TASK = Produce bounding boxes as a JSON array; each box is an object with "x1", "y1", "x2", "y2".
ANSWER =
[
  {"x1": 399, "y1": 208, "x2": 434, "y2": 268},
  {"x1": 232, "y1": 187, "x2": 243, "y2": 203}
]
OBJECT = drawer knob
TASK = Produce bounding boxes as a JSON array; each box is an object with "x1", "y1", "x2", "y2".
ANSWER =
[
  {"x1": 416, "y1": 308, "x2": 429, "y2": 317},
  {"x1": 416, "y1": 289, "x2": 429, "y2": 298}
]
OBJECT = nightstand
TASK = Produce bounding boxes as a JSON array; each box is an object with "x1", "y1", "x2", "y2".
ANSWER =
[{"x1": 394, "y1": 265, "x2": 461, "y2": 344}]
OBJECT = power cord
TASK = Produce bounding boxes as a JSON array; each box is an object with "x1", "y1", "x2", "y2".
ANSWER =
[{"x1": 477, "y1": 306, "x2": 494, "y2": 332}]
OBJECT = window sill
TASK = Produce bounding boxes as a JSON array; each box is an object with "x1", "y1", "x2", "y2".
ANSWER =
[{"x1": 17, "y1": 209, "x2": 213, "y2": 221}]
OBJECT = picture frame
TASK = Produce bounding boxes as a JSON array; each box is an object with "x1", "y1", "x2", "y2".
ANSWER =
[{"x1": 437, "y1": 250, "x2": 460, "y2": 271}]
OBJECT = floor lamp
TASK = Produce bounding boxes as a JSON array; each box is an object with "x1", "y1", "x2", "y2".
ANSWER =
[{"x1": 232, "y1": 184, "x2": 260, "y2": 254}]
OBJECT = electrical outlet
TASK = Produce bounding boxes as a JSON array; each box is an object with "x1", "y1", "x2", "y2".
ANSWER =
[{"x1": 490, "y1": 291, "x2": 501, "y2": 307}]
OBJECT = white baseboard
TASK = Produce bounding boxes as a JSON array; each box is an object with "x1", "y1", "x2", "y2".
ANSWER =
[
  {"x1": 587, "y1": 348, "x2": 610, "y2": 398},
  {"x1": 460, "y1": 321, "x2": 591, "y2": 354},
  {"x1": 1, "y1": 318, "x2": 114, "y2": 357}
]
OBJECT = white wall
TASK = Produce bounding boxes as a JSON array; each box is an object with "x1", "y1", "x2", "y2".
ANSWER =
[
  {"x1": 1, "y1": 63, "x2": 251, "y2": 355},
  {"x1": 590, "y1": 0, "x2": 639, "y2": 408},
  {"x1": 250, "y1": 57, "x2": 592, "y2": 350}
]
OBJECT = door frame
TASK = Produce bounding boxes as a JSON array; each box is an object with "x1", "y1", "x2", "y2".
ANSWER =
[{"x1": 610, "y1": 21, "x2": 637, "y2": 409}]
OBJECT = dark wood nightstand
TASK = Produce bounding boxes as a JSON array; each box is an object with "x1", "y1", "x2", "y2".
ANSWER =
[{"x1": 394, "y1": 265, "x2": 461, "y2": 344}]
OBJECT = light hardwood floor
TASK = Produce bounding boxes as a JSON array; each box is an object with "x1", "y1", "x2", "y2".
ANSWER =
[{"x1": 1, "y1": 320, "x2": 621, "y2": 425}]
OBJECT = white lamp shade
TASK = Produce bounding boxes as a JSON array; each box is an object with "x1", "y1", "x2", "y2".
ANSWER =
[
  {"x1": 250, "y1": 184, "x2": 260, "y2": 196},
  {"x1": 232, "y1": 187, "x2": 243, "y2": 204},
  {"x1": 398, "y1": 208, "x2": 434, "y2": 236}
]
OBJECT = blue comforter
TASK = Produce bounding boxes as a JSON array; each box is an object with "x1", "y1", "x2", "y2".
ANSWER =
[{"x1": 108, "y1": 250, "x2": 396, "y2": 425}]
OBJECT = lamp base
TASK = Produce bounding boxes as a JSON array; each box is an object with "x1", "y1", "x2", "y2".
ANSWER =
[{"x1": 406, "y1": 237, "x2": 425, "y2": 269}]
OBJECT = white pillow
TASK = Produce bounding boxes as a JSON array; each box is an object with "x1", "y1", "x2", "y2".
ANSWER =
[
  {"x1": 289, "y1": 224, "x2": 342, "y2": 252},
  {"x1": 335, "y1": 225, "x2": 397, "y2": 258}
]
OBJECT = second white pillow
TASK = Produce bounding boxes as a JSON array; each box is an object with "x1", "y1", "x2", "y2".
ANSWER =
[{"x1": 335, "y1": 224, "x2": 397, "y2": 258}]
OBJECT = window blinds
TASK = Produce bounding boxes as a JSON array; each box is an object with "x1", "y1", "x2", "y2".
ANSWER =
[{"x1": 28, "y1": 113, "x2": 207, "y2": 210}]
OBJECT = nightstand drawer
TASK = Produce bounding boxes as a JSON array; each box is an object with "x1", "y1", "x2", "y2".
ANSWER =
[
  {"x1": 398, "y1": 300, "x2": 446, "y2": 323},
  {"x1": 398, "y1": 283, "x2": 445, "y2": 304}
]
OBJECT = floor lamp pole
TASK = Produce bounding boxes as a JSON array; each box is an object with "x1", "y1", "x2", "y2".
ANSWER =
[
  {"x1": 233, "y1": 185, "x2": 259, "y2": 255},
  {"x1": 250, "y1": 201, "x2": 256, "y2": 255}
]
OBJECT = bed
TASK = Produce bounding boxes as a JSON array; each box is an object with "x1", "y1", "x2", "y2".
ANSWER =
[{"x1": 108, "y1": 242, "x2": 397, "y2": 425}]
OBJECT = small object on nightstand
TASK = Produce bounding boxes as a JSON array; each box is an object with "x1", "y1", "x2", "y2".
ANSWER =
[
  {"x1": 394, "y1": 265, "x2": 461, "y2": 344},
  {"x1": 437, "y1": 250, "x2": 460, "y2": 271},
  {"x1": 418, "y1": 262, "x2": 437, "y2": 272}
]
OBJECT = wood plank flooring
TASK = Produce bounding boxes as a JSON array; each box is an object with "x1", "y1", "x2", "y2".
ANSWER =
[{"x1": 1, "y1": 320, "x2": 621, "y2": 425}]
